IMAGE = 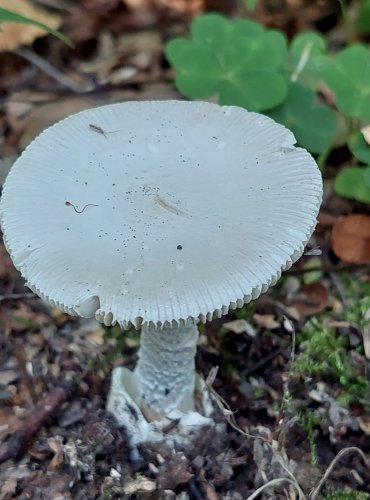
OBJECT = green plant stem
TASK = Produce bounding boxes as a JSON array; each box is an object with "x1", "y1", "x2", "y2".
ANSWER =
[{"x1": 317, "y1": 148, "x2": 330, "y2": 170}]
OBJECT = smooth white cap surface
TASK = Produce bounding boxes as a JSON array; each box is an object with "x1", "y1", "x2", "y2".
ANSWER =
[{"x1": 0, "y1": 101, "x2": 322, "y2": 328}]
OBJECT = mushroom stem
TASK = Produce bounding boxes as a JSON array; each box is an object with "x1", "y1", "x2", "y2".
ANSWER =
[{"x1": 134, "y1": 323, "x2": 199, "y2": 414}]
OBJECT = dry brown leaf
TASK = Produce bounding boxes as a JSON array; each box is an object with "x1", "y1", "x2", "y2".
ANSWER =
[
  {"x1": 253, "y1": 313, "x2": 280, "y2": 330},
  {"x1": 0, "y1": 0, "x2": 61, "y2": 52},
  {"x1": 357, "y1": 416, "x2": 370, "y2": 435},
  {"x1": 0, "y1": 477, "x2": 17, "y2": 497},
  {"x1": 123, "y1": 0, "x2": 203, "y2": 16},
  {"x1": 332, "y1": 214, "x2": 370, "y2": 264},
  {"x1": 289, "y1": 283, "x2": 329, "y2": 316},
  {"x1": 223, "y1": 319, "x2": 256, "y2": 336}
]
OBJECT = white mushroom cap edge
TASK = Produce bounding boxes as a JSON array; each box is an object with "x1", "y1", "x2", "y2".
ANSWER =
[{"x1": 0, "y1": 100, "x2": 322, "y2": 329}]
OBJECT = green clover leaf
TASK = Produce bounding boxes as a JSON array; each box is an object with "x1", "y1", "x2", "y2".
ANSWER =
[
  {"x1": 288, "y1": 31, "x2": 327, "y2": 87},
  {"x1": 269, "y1": 82, "x2": 337, "y2": 154},
  {"x1": 348, "y1": 131, "x2": 370, "y2": 165},
  {"x1": 358, "y1": 0, "x2": 370, "y2": 35},
  {"x1": 319, "y1": 45, "x2": 370, "y2": 121},
  {"x1": 166, "y1": 14, "x2": 288, "y2": 112},
  {"x1": 334, "y1": 166, "x2": 370, "y2": 202}
]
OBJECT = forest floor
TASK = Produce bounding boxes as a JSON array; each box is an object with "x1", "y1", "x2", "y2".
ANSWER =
[{"x1": 0, "y1": 0, "x2": 370, "y2": 498}]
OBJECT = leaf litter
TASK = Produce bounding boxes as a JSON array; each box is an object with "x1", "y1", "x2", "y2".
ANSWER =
[{"x1": 1, "y1": 0, "x2": 370, "y2": 498}]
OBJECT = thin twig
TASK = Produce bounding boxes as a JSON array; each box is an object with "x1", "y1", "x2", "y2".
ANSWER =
[
  {"x1": 246, "y1": 477, "x2": 303, "y2": 500},
  {"x1": 13, "y1": 47, "x2": 93, "y2": 93},
  {"x1": 309, "y1": 447, "x2": 370, "y2": 500},
  {"x1": 205, "y1": 356, "x2": 307, "y2": 500},
  {"x1": 0, "y1": 293, "x2": 37, "y2": 302},
  {"x1": 0, "y1": 381, "x2": 75, "y2": 464}
]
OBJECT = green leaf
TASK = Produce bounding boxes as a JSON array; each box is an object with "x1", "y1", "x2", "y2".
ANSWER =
[
  {"x1": 219, "y1": 70, "x2": 287, "y2": 111},
  {"x1": 320, "y1": 45, "x2": 370, "y2": 121},
  {"x1": 191, "y1": 13, "x2": 231, "y2": 52},
  {"x1": 357, "y1": 0, "x2": 370, "y2": 34},
  {"x1": 0, "y1": 7, "x2": 73, "y2": 47},
  {"x1": 166, "y1": 39, "x2": 222, "y2": 97},
  {"x1": 166, "y1": 14, "x2": 287, "y2": 111},
  {"x1": 289, "y1": 31, "x2": 327, "y2": 86},
  {"x1": 269, "y1": 82, "x2": 337, "y2": 154},
  {"x1": 244, "y1": 0, "x2": 258, "y2": 10},
  {"x1": 364, "y1": 165, "x2": 370, "y2": 187},
  {"x1": 334, "y1": 166, "x2": 370, "y2": 202},
  {"x1": 231, "y1": 18, "x2": 264, "y2": 38},
  {"x1": 348, "y1": 131, "x2": 370, "y2": 165}
]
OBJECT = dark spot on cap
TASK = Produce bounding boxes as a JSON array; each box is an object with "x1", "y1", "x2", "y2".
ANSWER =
[{"x1": 177, "y1": 245, "x2": 182, "y2": 250}]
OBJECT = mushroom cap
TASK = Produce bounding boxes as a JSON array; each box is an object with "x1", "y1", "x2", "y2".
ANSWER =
[{"x1": 0, "y1": 101, "x2": 322, "y2": 328}]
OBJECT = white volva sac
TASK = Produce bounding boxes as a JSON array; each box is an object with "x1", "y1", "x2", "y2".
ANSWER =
[{"x1": 0, "y1": 100, "x2": 323, "y2": 449}]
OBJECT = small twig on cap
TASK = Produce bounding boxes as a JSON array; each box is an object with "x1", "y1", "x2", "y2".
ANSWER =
[{"x1": 65, "y1": 201, "x2": 98, "y2": 214}]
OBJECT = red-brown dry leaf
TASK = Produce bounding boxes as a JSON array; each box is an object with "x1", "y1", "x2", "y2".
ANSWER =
[
  {"x1": 124, "y1": 0, "x2": 204, "y2": 16},
  {"x1": 289, "y1": 283, "x2": 329, "y2": 316},
  {"x1": 332, "y1": 214, "x2": 370, "y2": 264}
]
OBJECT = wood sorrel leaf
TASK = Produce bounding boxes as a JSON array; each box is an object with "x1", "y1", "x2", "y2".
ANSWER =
[
  {"x1": 269, "y1": 82, "x2": 337, "y2": 154},
  {"x1": 348, "y1": 131, "x2": 370, "y2": 165},
  {"x1": 289, "y1": 31, "x2": 327, "y2": 87},
  {"x1": 319, "y1": 45, "x2": 370, "y2": 121},
  {"x1": 335, "y1": 166, "x2": 370, "y2": 203},
  {"x1": 165, "y1": 14, "x2": 288, "y2": 112}
]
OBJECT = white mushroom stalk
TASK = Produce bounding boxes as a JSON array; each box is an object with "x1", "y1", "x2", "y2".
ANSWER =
[
  {"x1": 134, "y1": 323, "x2": 198, "y2": 414},
  {"x1": 0, "y1": 100, "x2": 323, "y2": 449}
]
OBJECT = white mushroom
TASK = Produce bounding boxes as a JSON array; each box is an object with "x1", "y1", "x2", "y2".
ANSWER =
[{"x1": 0, "y1": 100, "x2": 322, "y2": 448}]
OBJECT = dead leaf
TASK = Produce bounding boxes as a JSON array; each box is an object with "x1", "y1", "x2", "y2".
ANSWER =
[
  {"x1": 123, "y1": 477, "x2": 156, "y2": 494},
  {"x1": 123, "y1": 0, "x2": 204, "y2": 17},
  {"x1": 0, "y1": 407, "x2": 22, "y2": 438},
  {"x1": 0, "y1": 0, "x2": 62, "y2": 52},
  {"x1": 332, "y1": 214, "x2": 370, "y2": 264},
  {"x1": 289, "y1": 283, "x2": 329, "y2": 316},
  {"x1": 357, "y1": 416, "x2": 370, "y2": 435},
  {"x1": 48, "y1": 436, "x2": 64, "y2": 469},
  {"x1": 253, "y1": 313, "x2": 280, "y2": 330},
  {"x1": 0, "y1": 477, "x2": 17, "y2": 497},
  {"x1": 223, "y1": 319, "x2": 256, "y2": 336}
]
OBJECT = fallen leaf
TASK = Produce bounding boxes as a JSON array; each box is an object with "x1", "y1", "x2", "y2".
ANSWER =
[
  {"x1": 123, "y1": 0, "x2": 203, "y2": 16},
  {"x1": 123, "y1": 477, "x2": 157, "y2": 494},
  {"x1": 0, "y1": 0, "x2": 62, "y2": 52},
  {"x1": 0, "y1": 407, "x2": 22, "y2": 438},
  {"x1": 0, "y1": 477, "x2": 17, "y2": 497},
  {"x1": 253, "y1": 313, "x2": 280, "y2": 330},
  {"x1": 332, "y1": 214, "x2": 370, "y2": 263},
  {"x1": 289, "y1": 283, "x2": 328, "y2": 315},
  {"x1": 357, "y1": 416, "x2": 370, "y2": 435},
  {"x1": 223, "y1": 319, "x2": 256, "y2": 336}
]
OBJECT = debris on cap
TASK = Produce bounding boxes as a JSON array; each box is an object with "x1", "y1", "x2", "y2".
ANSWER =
[{"x1": 0, "y1": 100, "x2": 322, "y2": 329}]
